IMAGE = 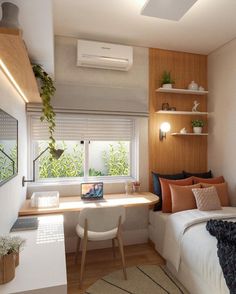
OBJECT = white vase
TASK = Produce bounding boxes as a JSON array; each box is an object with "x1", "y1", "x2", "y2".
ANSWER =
[
  {"x1": 188, "y1": 81, "x2": 198, "y2": 91},
  {"x1": 162, "y1": 83, "x2": 172, "y2": 89},
  {"x1": 193, "y1": 127, "x2": 202, "y2": 134},
  {"x1": 0, "y1": 2, "x2": 19, "y2": 29}
]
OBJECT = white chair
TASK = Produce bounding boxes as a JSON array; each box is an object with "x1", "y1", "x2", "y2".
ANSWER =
[{"x1": 75, "y1": 206, "x2": 127, "y2": 285}]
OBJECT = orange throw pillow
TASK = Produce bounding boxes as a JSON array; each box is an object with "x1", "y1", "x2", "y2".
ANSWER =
[
  {"x1": 160, "y1": 177, "x2": 193, "y2": 213},
  {"x1": 170, "y1": 183, "x2": 201, "y2": 213},
  {"x1": 193, "y1": 176, "x2": 225, "y2": 184},
  {"x1": 201, "y1": 182, "x2": 230, "y2": 206}
]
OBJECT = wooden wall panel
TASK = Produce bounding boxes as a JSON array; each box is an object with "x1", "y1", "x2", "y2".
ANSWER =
[
  {"x1": 149, "y1": 48, "x2": 208, "y2": 189},
  {"x1": 0, "y1": 28, "x2": 40, "y2": 103}
]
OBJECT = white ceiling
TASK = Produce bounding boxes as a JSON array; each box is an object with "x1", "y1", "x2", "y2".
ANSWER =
[
  {"x1": 53, "y1": 0, "x2": 236, "y2": 54},
  {"x1": 0, "y1": 0, "x2": 54, "y2": 76}
]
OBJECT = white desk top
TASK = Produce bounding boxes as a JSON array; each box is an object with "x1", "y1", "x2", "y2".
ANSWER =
[{"x1": 0, "y1": 215, "x2": 67, "y2": 294}]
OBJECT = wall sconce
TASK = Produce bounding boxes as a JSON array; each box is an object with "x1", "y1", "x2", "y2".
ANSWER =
[
  {"x1": 22, "y1": 147, "x2": 64, "y2": 187},
  {"x1": 159, "y1": 122, "x2": 171, "y2": 141}
]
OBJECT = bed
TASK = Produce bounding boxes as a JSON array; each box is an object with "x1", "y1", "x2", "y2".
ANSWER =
[{"x1": 149, "y1": 207, "x2": 236, "y2": 294}]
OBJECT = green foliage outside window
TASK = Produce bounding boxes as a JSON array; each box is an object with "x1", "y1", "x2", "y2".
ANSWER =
[
  {"x1": 38, "y1": 142, "x2": 84, "y2": 178},
  {"x1": 0, "y1": 144, "x2": 17, "y2": 181},
  {"x1": 103, "y1": 142, "x2": 129, "y2": 176},
  {"x1": 88, "y1": 168, "x2": 104, "y2": 177},
  {"x1": 38, "y1": 141, "x2": 129, "y2": 179}
]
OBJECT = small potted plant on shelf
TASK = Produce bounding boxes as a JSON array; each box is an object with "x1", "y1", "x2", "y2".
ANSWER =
[
  {"x1": 160, "y1": 71, "x2": 175, "y2": 89},
  {"x1": 191, "y1": 119, "x2": 205, "y2": 134},
  {"x1": 0, "y1": 236, "x2": 25, "y2": 284}
]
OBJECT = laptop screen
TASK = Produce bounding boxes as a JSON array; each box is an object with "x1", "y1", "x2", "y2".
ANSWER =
[{"x1": 81, "y1": 182, "x2": 104, "y2": 200}]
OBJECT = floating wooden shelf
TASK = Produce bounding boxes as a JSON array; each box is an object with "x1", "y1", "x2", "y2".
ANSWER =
[
  {"x1": 156, "y1": 110, "x2": 208, "y2": 115},
  {"x1": 0, "y1": 28, "x2": 41, "y2": 103},
  {"x1": 156, "y1": 87, "x2": 208, "y2": 95},
  {"x1": 171, "y1": 133, "x2": 208, "y2": 136}
]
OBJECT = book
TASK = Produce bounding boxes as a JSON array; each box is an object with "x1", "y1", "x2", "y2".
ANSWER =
[{"x1": 10, "y1": 217, "x2": 38, "y2": 232}]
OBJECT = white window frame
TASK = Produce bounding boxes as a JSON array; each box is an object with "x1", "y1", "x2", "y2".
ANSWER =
[{"x1": 27, "y1": 114, "x2": 139, "y2": 184}]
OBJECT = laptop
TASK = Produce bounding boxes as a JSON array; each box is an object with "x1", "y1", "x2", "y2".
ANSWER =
[{"x1": 81, "y1": 182, "x2": 104, "y2": 201}]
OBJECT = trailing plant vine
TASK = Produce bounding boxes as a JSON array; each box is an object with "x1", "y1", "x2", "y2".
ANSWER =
[{"x1": 32, "y1": 64, "x2": 56, "y2": 157}]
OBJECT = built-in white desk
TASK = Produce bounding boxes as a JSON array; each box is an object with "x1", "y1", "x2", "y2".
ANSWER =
[{"x1": 0, "y1": 215, "x2": 67, "y2": 294}]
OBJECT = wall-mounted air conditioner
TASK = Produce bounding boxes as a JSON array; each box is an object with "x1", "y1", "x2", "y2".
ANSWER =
[{"x1": 77, "y1": 39, "x2": 133, "y2": 71}]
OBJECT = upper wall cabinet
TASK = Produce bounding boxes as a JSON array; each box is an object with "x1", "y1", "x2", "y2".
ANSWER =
[{"x1": 0, "y1": 28, "x2": 41, "y2": 103}]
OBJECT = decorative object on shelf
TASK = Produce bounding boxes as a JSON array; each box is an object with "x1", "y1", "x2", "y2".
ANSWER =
[
  {"x1": 188, "y1": 81, "x2": 198, "y2": 91},
  {"x1": 0, "y1": 236, "x2": 25, "y2": 284},
  {"x1": 161, "y1": 103, "x2": 176, "y2": 111},
  {"x1": 32, "y1": 64, "x2": 64, "y2": 159},
  {"x1": 162, "y1": 102, "x2": 170, "y2": 110},
  {"x1": 192, "y1": 100, "x2": 200, "y2": 112},
  {"x1": 159, "y1": 122, "x2": 171, "y2": 141},
  {"x1": 192, "y1": 119, "x2": 205, "y2": 134},
  {"x1": 0, "y1": 2, "x2": 19, "y2": 29},
  {"x1": 160, "y1": 71, "x2": 174, "y2": 89},
  {"x1": 22, "y1": 146, "x2": 64, "y2": 186},
  {"x1": 180, "y1": 127, "x2": 187, "y2": 134},
  {"x1": 199, "y1": 86, "x2": 205, "y2": 91},
  {"x1": 125, "y1": 181, "x2": 133, "y2": 195},
  {"x1": 132, "y1": 181, "x2": 141, "y2": 193}
]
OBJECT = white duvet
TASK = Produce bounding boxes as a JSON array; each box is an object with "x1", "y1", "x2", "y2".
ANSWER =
[{"x1": 163, "y1": 207, "x2": 236, "y2": 293}]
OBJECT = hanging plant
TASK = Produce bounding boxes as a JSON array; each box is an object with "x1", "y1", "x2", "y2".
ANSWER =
[{"x1": 32, "y1": 64, "x2": 63, "y2": 159}]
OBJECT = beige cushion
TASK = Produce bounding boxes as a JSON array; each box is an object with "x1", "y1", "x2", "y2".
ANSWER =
[
  {"x1": 201, "y1": 182, "x2": 230, "y2": 206},
  {"x1": 170, "y1": 183, "x2": 201, "y2": 213},
  {"x1": 192, "y1": 186, "x2": 222, "y2": 211}
]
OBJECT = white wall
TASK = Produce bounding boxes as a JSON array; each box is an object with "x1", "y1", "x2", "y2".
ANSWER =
[
  {"x1": 52, "y1": 36, "x2": 148, "y2": 114},
  {"x1": 208, "y1": 38, "x2": 236, "y2": 205},
  {"x1": 0, "y1": 71, "x2": 27, "y2": 234},
  {"x1": 28, "y1": 36, "x2": 149, "y2": 196},
  {"x1": 27, "y1": 36, "x2": 150, "y2": 251}
]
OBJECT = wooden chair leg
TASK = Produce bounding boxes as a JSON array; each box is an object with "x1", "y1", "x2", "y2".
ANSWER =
[
  {"x1": 80, "y1": 220, "x2": 88, "y2": 287},
  {"x1": 117, "y1": 226, "x2": 127, "y2": 280},
  {"x1": 112, "y1": 238, "x2": 116, "y2": 259},
  {"x1": 75, "y1": 236, "x2": 81, "y2": 264}
]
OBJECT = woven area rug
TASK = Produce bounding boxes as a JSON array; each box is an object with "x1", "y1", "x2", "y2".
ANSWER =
[{"x1": 86, "y1": 265, "x2": 188, "y2": 294}]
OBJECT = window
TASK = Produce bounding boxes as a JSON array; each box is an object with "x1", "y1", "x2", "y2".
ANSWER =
[{"x1": 28, "y1": 114, "x2": 136, "y2": 182}]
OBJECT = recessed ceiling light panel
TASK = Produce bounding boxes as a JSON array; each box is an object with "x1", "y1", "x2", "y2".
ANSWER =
[{"x1": 141, "y1": 0, "x2": 198, "y2": 21}]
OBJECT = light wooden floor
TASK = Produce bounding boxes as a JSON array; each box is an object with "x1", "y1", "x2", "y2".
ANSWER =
[{"x1": 66, "y1": 243, "x2": 165, "y2": 294}]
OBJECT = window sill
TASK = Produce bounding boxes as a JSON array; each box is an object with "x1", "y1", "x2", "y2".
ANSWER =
[{"x1": 27, "y1": 177, "x2": 136, "y2": 188}]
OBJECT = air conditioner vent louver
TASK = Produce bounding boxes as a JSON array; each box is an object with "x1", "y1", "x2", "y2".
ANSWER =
[{"x1": 77, "y1": 40, "x2": 133, "y2": 71}]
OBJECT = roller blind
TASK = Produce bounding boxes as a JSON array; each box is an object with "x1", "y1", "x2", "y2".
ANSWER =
[
  {"x1": 0, "y1": 111, "x2": 17, "y2": 140},
  {"x1": 29, "y1": 114, "x2": 134, "y2": 141}
]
